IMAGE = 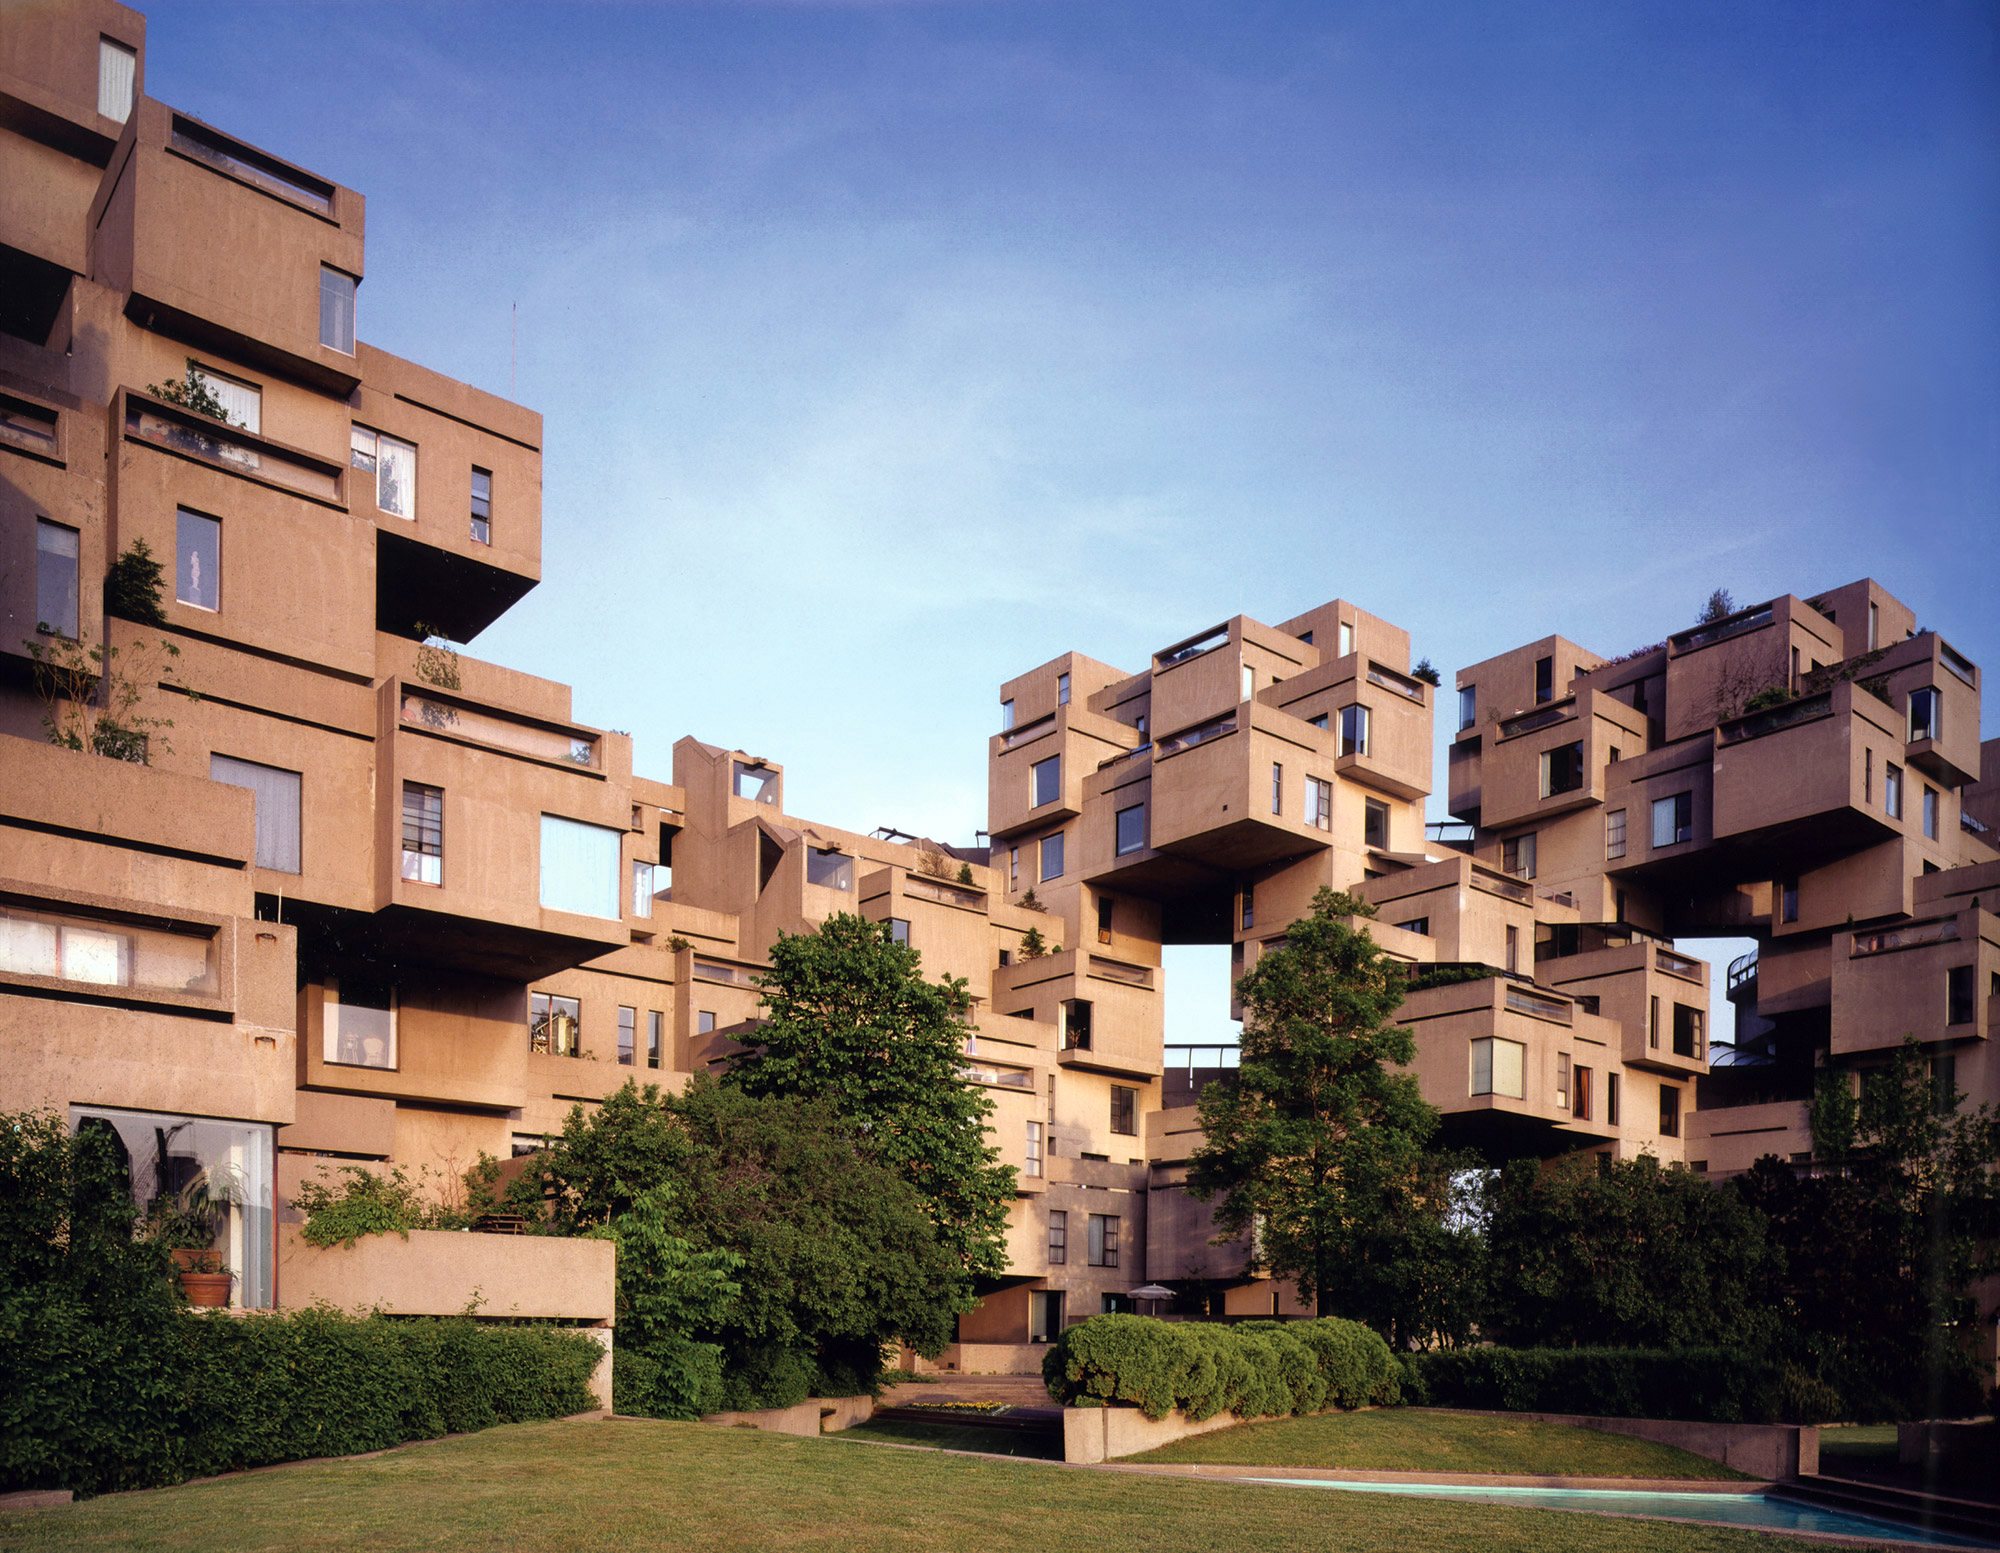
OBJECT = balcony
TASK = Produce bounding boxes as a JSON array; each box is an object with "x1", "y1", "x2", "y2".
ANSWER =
[
  {"x1": 992, "y1": 949, "x2": 1160, "y2": 1080},
  {"x1": 1831, "y1": 905, "x2": 1996, "y2": 1054}
]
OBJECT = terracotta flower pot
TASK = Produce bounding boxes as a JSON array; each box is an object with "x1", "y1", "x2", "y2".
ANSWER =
[
  {"x1": 180, "y1": 1270, "x2": 233, "y2": 1308},
  {"x1": 170, "y1": 1248, "x2": 223, "y2": 1274}
]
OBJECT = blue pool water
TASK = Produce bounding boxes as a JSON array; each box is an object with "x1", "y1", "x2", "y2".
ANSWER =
[{"x1": 1247, "y1": 1477, "x2": 1997, "y2": 1548}]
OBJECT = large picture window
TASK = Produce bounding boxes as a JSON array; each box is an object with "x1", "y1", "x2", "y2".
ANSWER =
[
  {"x1": 35, "y1": 519, "x2": 78, "y2": 638},
  {"x1": 1087, "y1": 1213, "x2": 1120, "y2": 1268},
  {"x1": 1339, "y1": 704, "x2": 1370, "y2": 757},
  {"x1": 1542, "y1": 741, "x2": 1584, "y2": 796},
  {"x1": 401, "y1": 782, "x2": 442, "y2": 885},
  {"x1": 210, "y1": 755, "x2": 302, "y2": 873},
  {"x1": 176, "y1": 508, "x2": 220, "y2": 611},
  {"x1": 324, "y1": 976, "x2": 396, "y2": 1071},
  {"x1": 320, "y1": 266, "x2": 356, "y2": 353},
  {"x1": 350, "y1": 426, "x2": 416, "y2": 519},
  {"x1": 530, "y1": 991, "x2": 582, "y2": 1056},
  {"x1": 1651, "y1": 791, "x2": 1693, "y2": 849},
  {"x1": 540, "y1": 814, "x2": 621, "y2": 919}
]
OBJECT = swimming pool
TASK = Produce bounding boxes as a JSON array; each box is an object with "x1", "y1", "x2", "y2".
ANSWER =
[{"x1": 1247, "y1": 1477, "x2": 1996, "y2": 1548}]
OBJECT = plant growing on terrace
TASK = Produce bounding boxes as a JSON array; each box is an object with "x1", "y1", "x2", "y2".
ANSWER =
[
  {"x1": 26, "y1": 631, "x2": 189, "y2": 764},
  {"x1": 1018, "y1": 887, "x2": 1046, "y2": 913},
  {"x1": 145, "y1": 358, "x2": 239, "y2": 426},
  {"x1": 290, "y1": 1161, "x2": 486, "y2": 1247},
  {"x1": 1411, "y1": 658, "x2": 1441, "y2": 687},
  {"x1": 1697, "y1": 588, "x2": 1737, "y2": 624},
  {"x1": 103, "y1": 539, "x2": 167, "y2": 626},
  {"x1": 411, "y1": 621, "x2": 462, "y2": 693},
  {"x1": 914, "y1": 843, "x2": 956, "y2": 879},
  {"x1": 1019, "y1": 925, "x2": 1051, "y2": 960}
]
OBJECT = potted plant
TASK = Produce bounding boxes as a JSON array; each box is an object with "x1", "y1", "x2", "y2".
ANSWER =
[{"x1": 139, "y1": 1170, "x2": 238, "y2": 1307}]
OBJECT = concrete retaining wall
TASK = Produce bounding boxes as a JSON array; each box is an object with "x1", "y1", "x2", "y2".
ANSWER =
[
  {"x1": 909, "y1": 1342, "x2": 1045, "y2": 1375},
  {"x1": 701, "y1": 1396, "x2": 875, "y2": 1437},
  {"x1": 1063, "y1": 1404, "x2": 1245, "y2": 1464}
]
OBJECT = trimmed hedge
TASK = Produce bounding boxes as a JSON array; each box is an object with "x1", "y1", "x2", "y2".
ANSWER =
[
  {"x1": 1, "y1": 1301, "x2": 602, "y2": 1498},
  {"x1": 1398, "y1": 1346, "x2": 1835, "y2": 1424},
  {"x1": 1042, "y1": 1315, "x2": 1401, "y2": 1422}
]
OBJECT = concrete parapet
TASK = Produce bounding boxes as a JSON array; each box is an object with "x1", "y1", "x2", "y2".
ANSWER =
[
  {"x1": 1447, "y1": 1409, "x2": 1817, "y2": 1479},
  {"x1": 1063, "y1": 1404, "x2": 1243, "y2": 1464},
  {"x1": 700, "y1": 1396, "x2": 875, "y2": 1436}
]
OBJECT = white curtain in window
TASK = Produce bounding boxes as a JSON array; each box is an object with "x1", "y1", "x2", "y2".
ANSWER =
[
  {"x1": 98, "y1": 39, "x2": 136, "y2": 122},
  {"x1": 541, "y1": 814, "x2": 621, "y2": 919},
  {"x1": 209, "y1": 755, "x2": 302, "y2": 873},
  {"x1": 194, "y1": 369, "x2": 260, "y2": 433},
  {"x1": 376, "y1": 435, "x2": 416, "y2": 518}
]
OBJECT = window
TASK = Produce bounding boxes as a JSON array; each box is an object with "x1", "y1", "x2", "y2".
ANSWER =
[
  {"x1": 1649, "y1": 994, "x2": 1660, "y2": 1050},
  {"x1": 1097, "y1": 895, "x2": 1114, "y2": 945},
  {"x1": 1339, "y1": 704, "x2": 1369, "y2": 757},
  {"x1": 1000, "y1": 699, "x2": 1015, "y2": 732},
  {"x1": 1609, "y1": 746, "x2": 1621, "y2": 766},
  {"x1": 35, "y1": 520, "x2": 78, "y2": 638},
  {"x1": 1242, "y1": 665, "x2": 1256, "y2": 702},
  {"x1": 1923, "y1": 787, "x2": 1939, "y2": 841},
  {"x1": 0, "y1": 903, "x2": 213, "y2": 993},
  {"x1": 1047, "y1": 1210, "x2": 1067, "y2": 1264},
  {"x1": 1364, "y1": 798, "x2": 1389, "y2": 850},
  {"x1": 1240, "y1": 889, "x2": 1254, "y2": 931},
  {"x1": 1135, "y1": 713, "x2": 1149, "y2": 740},
  {"x1": 1606, "y1": 808, "x2": 1626, "y2": 860},
  {"x1": 98, "y1": 38, "x2": 136, "y2": 121},
  {"x1": 1542, "y1": 742, "x2": 1584, "y2": 797},
  {"x1": 1947, "y1": 965, "x2": 1975, "y2": 1026},
  {"x1": 349, "y1": 427, "x2": 416, "y2": 519},
  {"x1": 805, "y1": 847, "x2": 853, "y2": 890},
  {"x1": 1502, "y1": 832, "x2": 1536, "y2": 880},
  {"x1": 1868, "y1": 600, "x2": 1879, "y2": 650},
  {"x1": 1505, "y1": 924, "x2": 1519, "y2": 974},
  {"x1": 1031, "y1": 755, "x2": 1061, "y2": 808},
  {"x1": 529, "y1": 992, "x2": 581, "y2": 1056},
  {"x1": 631, "y1": 860, "x2": 655, "y2": 916},
  {"x1": 1651, "y1": 792, "x2": 1693, "y2": 849},
  {"x1": 319, "y1": 267, "x2": 356, "y2": 353},
  {"x1": 1555, "y1": 1052, "x2": 1570, "y2": 1110},
  {"x1": 1305, "y1": 777, "x2": 1332, "y2": 831},
  {"x1": 1909, "y1": 687, "x2": 1938, "y2": 742},
  {"x1": 322, "y1": 977, "x2": 396, "y2": 1069},
  {"x1": 1270, "y1": 762, "x2": 1283, "y2": 815},
  {"x1": 1660, "y1": 1083, "x2": 1681, "y2": 1138},
  {"x1": 1087, "y1": 1213, "x2": 1120, "y2": 1268},
  {"x1": 1607, "y1": 1072, "x2": 1621, "y2": 1125},
  {"x1": 539, "y1": 814, "x2": 621, "y2": 919},
  {"x1": 1781, "y1": 877, "x2": 1799, "y2": 924},
  {"x1": 1470, "y1": 1037, "x2": 1525, "y2": 1098},
  {"x1": 1395, "y1": 917, "x2": 1430, "y2": 936},
  {"x1": 1061, "y1": 998, "x2": 1091, "y2": 1051},
  {"x1": 887, "y1": 918, "x2": 910, "y2": 946},
  {"x1": 1309, "y1": 712, "x2": 1329, "y2": 730},
  {"x1": 1057, "y1": 672, "x2": 1070, "y2": 706},
  {"x1": 1030, "y1": 1288, "x2": 1065, "y2": 1341},
  {"x1": 1884, "y1": 763, "x2": 1903, "y2": 820},
  {"x1": 1008, "y1": 846, "x2": 1019, "y2": 885},
  {"x1": 647, "y1": 1010, "x2": 663, "y2": 1070},
  {"x1": 617, "y1": 1006, "x2": 636, "y2": 1067},
  {"x1": 176, "y1": 509, "x2": 220, "y2": 611},
  {"x1": 1574, "y1": 1066, "x2": 1592, "y2": 1121},
  {"x1": 190, "y1": 365, "x2": 260, "y2": 432},
  {"x1": 1115, "y1": 804, "x2": 1146, "y2": 856},
  {"x1": 1458, "y1": 686, "x2": 1476, "y2": 731},
  {"x1": 470, "y1": 467, "x2": 492, "y2": 544},
  {"x1": 1040, "y1": 831, "x2": 1064, "y2": 881},
  {"x1": 1864, "y1": 749, "x2": 1873, "y2": 804},
  {"x1": 1673, "y1": 1004, "x2": 1704, "y2": 1059},
  {"x1": 1338, "y1": 621, "x2": 1354, "y2": 656},
  {"x1": 697, "y1": 1010, "x2": 716, "y2": 1035},
  {"x1": 1615, "y1": 889, "x2": 1627, "y2": 924},
  {"x1": 210, "y1": 755, "x2": 302, "y2": 873},
  {"x1": 733, "y1": 761, "x2": 778, "y2": 803},
  {"x1": 1111, "y1": 1086, "x2": 1136, "y2": 1136},
  {"x1": 1534, "y1": 656, "x2": 1554, "y2": 704},
  {"x1": 1025, "y1": 1120, "x2": 1043, "y2": 1178},
  {"x1": 400, "y1": 782, "x2": 442, "y2": 885}
]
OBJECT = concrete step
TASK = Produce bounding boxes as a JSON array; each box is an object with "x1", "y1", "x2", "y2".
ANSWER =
[{"x1": 1769, "y1": 1473, "x2": 2000, "y2": 1543}]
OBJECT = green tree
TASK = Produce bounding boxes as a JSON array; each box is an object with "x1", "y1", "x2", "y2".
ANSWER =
[
  {"x1": 1187, "y1": 888, "x2": 1471, "y2": 1342},
  {"x1": 726, "y1": 913, "x2": 1016, "y2": 1282},
  {"x1": 1736, "y1": 1038, "x2": 2000, "y2": 1419},
  {"x1": 103, "y1": 539, "x2": 167, "y2": 626},
  {"x1": 1482, "y1": 1152, "x2": 1780, "y2": 1352},
  {"x1": 1697, "y1": 588, "x2": 1737, "y2": 623}
]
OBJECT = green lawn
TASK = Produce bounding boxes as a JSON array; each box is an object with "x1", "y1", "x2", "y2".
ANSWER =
[
  {"x1": 0, "y1": 1417, "x2": 1854, "y2": 1553},
  {"x1": 1126, "y1": 1408, "x2": 1750, "y2": 1479},
  {"x1": 1819, "y1": 1424, "x2": 1899, "y2": 1469}
]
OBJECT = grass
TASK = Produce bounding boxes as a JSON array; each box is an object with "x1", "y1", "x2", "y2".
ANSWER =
[
  {"x1": 1126, "y1": 1409, "x2": 1751, "y2": 1480},
  {"x1": 1819, "y1": 1425, "x2": 1899, "y2": 1468},
  {"x1": 0, "y1": 1417, "x2": 1865, "y2": 1553}
]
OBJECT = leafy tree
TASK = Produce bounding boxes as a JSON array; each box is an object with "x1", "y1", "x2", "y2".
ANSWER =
[
  {"x1": 1410, "y1": 657, "x2": 1442, "y2": 687},
  {"x1": 26, "y1": 632, "x2": 186, "y2": 764},
  {"x1": 726, "y1": 913, "x2": 1015, "y2": 1281},
  {"x1": 587, "y1": 1183, "x2": 740, "y2": 1419},
  {"x1": 1736, "y1": 1038, "x2": 2000, "y2": 1419},
  {"x1": 1697, "y1": 588, "x2": 1737, "y2": 624},
  {"x1": 145, "y1": 359, "x2": 238, "y2": 425},
  {"x1": 104, "y1": 539, "x2": 167, "y2": 626},
  {"x1": 1187, "y1": 888, "x2": 1474, "y2": 1342},
  {"x1": 1482, "y1": 1152, "x2": 1780, "y2": 1352}
]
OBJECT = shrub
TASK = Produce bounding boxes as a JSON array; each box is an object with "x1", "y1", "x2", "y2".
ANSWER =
[
  {"x1": 1041, "y1": 1315, "x2": 1398, "y2": 1422},
  {"x1": 1398, "y1": 1346, "x2": 1818, "y2": 1424}
]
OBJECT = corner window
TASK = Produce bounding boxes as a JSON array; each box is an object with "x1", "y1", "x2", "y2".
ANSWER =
[
  {"x1": 1061, "y1": 998, "x2": 1091, "y2": 1051},
  {"x1": 1651, "y1": 792, "x2": 1693, "y2": 849},
  {"x1": 210, "y1": 755, "x2": 302, "y2": 873},
  {"x1": 1542, "y1": 741, "x2": 1584, "y2": 797},
  {"x1": 1115, "y1": 803, "x2": 1146, "y2": 857},
  {"x1": 1605, "y1": 808, "x2": 1626, "y2": 860},
  {"x1": 35, "y1": 519, "x2": 78, "y2": 638},
  {"x1": 529, "y1": 991, "x2": 581, "y2": 1056},
  {"x1": 1047, "y1": 1209, "x2": 1066, "y2": 1264},
  {"x1": 350, "y1": 427, "x2": 415, "y2": 519},
  {"x1": 325, "y1": 977, "x2": 396, "y2": 1069},
  {"x1": 1031, "y1": 755, "x2": 1061, "y2": 808},
  {"x1": 1909, "y1": 687, "x2": 1938, "y2": 743},
  {"x1": 1086, "y1": 1213, "x2": 1120, "y2": 1268},
  {"x1": 1240, "y1": 889, "x2": 1254, "y2": 931},
  {"x1": 1305, "y1": 777, "x2": 1332, "y2": 831},
  {"x1": 887, "y1": 918, "x2": 910, "y2": 946},
  {"x1": 1458, "y1": 686, "x2": 1476, "y2": 731},
  {"x1": 1470, "y1": 1036, "x2": 1525, "y2": 1098},
  {"x1": 1672, "y1": 1004, "x2": 1704, "y2": 1059},
  {"x1": 1339, "y1": 705, "x2": 1369, "y2": 758},
  {"x1": 400, "y1": 782, "x2": 442, "y2": 885},
  {"x1": 1242, "y1": 664, "x2": 1256, "y2": 702},
  {"x1": 1110, "y1": 1085, "x2": 1136, "y2": 1136},
  {"x1": 1000, "y1": 698, "x2": 1015, "y2": 732},
  {"x1": 631, "y1": 860, "x2": 655, "y2": 917},
  {"x1": 733, "y1": 761, "x2": 778, "y2": 803},
  {"x1": 319, "y1": 267, "x2": 356, "y2": 354},
  {"x1": 1884, "y1": 763, "x2": 1903, "y2": 820},
  {"x1": 539, "y1": 814, "x2": 621, "y2": 919},
  {"x1": 98, "y1": 38, "x2": 137, "y2": 122},
  {"x1": 1057, "y1": 672, "x2": 1070, "y2": 706},
  {"x1": 1502, "y1": 832, "x2": 1537, "y2": 881},
  {"x1": 806, "y1": 847, "x2": 853, "y2": 890},
  {"x1": 175, "y1": 508, "x2": 220, "y2": 611},
  {"x1": 1395, "y1": 917, "x2": 1430, "y2": 936},
  {"x1": 697, "y1": 1010, "x2": 716, "y2": 1035},
  {"x1": 1338, "y1": 621, "x2": 1354, "y2": 656},
  {"x1": 1364, "y1": 798, "x2": 1389, "y2": 850},
  {"x1": 1040, "y1": 831, "x2": 1065, "y2": 882},
  {"x1": 470, "y1": 467, "x2": 492, "y2": 545}
]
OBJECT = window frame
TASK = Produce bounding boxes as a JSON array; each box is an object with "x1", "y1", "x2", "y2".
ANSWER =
[
  {"x1": 1115, "y1": 803, "x2": 1146, "y2": 857},
  {"x1": 1651, "y1": 791, "x2": 1692, "y2": 849},
  {"x1": 175, "y1": 507, "x2": 222, "y2": 613},
  {"x1": 1030, "y1": 754, "x2": 1061, "y2": 809},
  {"x1": 1541, "y1": 741, "x2": 1585, "y2": 797},
  {"x1": 1086, "y1": 1212, "x2": 1120, "y2": 1268},
  {"x1": 35, "y1": 518, "x2": 79, "y2": 639},
  {"x1": 529, "y1": 991, "x2": 582, "y2": 1057},
  {"x1": 1047, "y1": 1208, "x2": 1066, "y2": 1264},
  {"x1": 1025, "y1": 1120, "x2": 1043, "y2": 1178},
  {"x1": 1110, "y1": 1085, "x2": 1136, "y2": 1136},
  {"x1": 1605, "y1": 807, "x2": 1626, "y2": 860},
  {"x1": 617, "y1": 1005, "x2": 636, "y2": 1067},
  {"x1": 1458, "y1": 685, "x2": 1476, "y2": 732},
  {"x1": 1909, "y1": 686, "x2": 1939, "y2": 743},
  {"x1": 470, "y1": 466, "x2": 492, "y2": 545},
  {"x1": 1040, "y1": 831, "x2": 1065, "y2": 882},
  {"x1": 1363, "y1": 798, "x2": 1389, "y2": 850},
  {"x1": 319, "y1": 266, "x2": 356, "y2": 354},
  {"x1": 1305, "y1": 776, "x2": 1332, "y2": 832},
  {"x1": 1659, "y1": 1082, "x2": 1681, "y2": 1138},
  {"x1": 1339, "y1": 703, "x2": 1370, "y2": 758},
  {"x1": 1884, "y1": 762, "x2": 1903, "y2": 820},
  {"x1": 400, "y1": 781, "x2": 443, "y2": 886}
]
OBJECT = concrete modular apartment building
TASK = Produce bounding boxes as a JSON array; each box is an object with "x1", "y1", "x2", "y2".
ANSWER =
[{"x1": 2, "y1": 0, "x2": 1997, "y2": 1361}]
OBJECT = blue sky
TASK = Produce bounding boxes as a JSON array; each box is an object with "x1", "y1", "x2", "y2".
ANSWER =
[{"x1": 146, "y1": 0, "x2": 1998, "y2": 1042}]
